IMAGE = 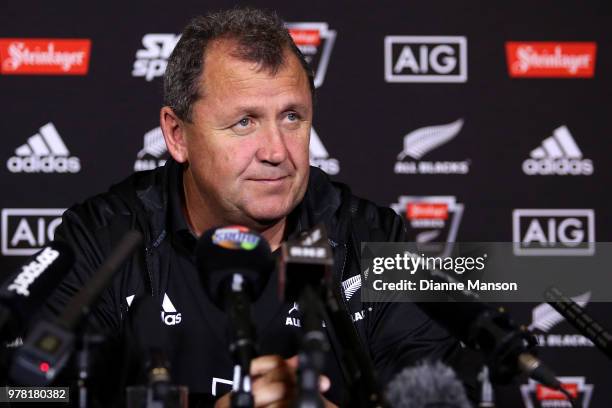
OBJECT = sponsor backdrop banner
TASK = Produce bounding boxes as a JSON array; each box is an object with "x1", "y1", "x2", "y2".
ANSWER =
[{"x1": 1, "y1": 1, "x2": 610, "y2": 406}]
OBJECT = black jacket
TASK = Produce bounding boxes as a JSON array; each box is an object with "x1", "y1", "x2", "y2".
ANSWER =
[{"x1": 44, "y1": 160, "x2": 463, "y2": 406}]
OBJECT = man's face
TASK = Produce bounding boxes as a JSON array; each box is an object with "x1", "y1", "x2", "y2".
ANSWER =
[{"x1": 181, "y1": 40, "x2": 312, "y2": 227}]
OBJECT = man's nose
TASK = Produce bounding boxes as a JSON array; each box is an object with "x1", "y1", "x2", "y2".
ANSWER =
[{"x1": 256, "y1": 122, "x2": 289, "y2": 165}]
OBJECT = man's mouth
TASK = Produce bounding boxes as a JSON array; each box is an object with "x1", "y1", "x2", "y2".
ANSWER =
[{"x1": 250, "y1": 176, "x2": 289, "y2": 184}]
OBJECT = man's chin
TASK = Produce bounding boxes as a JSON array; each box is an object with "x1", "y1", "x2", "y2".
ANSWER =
[
  {"x1": 249, "y1": 211, "x2": 288, "y2": 227},
  {"x1": 242, "y1": 204, "x2": 294, "y2": 227}
]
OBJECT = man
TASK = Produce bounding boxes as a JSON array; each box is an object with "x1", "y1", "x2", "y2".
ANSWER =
[{"x1": 44, "y1": 8, "x2": 462, "y2": 407}]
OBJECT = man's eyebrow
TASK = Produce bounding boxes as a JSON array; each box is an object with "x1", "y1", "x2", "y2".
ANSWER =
[
  {"x1": 280, "y1": 102, "x2": 310, "y2": 112},
  {"x1": 226, "y1": 106, "x2": 265, "y2": 117},
  {"x1": 225, "y1": 102, "x2": 310, "y2": 116}
]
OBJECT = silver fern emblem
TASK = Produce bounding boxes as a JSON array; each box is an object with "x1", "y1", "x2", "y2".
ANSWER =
[
  {"x1": 342, "y1": 275, "x2": 362, "y2": 301},
  {"x1": 397, "y1": 119, "x2": 464, "y2": 160},
  {"x1": 137, "y1": 127, "x2": 167, "y2": 158}
]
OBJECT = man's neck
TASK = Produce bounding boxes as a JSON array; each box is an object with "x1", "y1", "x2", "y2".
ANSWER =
[{"x1": 181, "y1": 169, "x2": 287, "y2": 251}]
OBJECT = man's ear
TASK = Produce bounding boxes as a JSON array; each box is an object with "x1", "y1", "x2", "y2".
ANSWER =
[{"x1": 160, "y1": 106, "x2": 188, "y2": 163}]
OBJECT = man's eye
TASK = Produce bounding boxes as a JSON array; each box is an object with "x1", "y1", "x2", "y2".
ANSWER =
[
  {"x1": 287, "y1": 112, "x2": 299, "y2": 121},
  {"x1": 237, "y1": 118, "x2": 251, "y2": 127}
]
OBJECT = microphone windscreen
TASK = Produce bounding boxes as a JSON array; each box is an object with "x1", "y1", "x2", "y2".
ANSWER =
[
  {"x1": 0, "y1": 241, "x2": 74, "y2": 337},
  {"x1": 195, "y1": 225, "x2": 274, "y2": 307},
  {"x1": 386, "y1": 360, "x2": 471, "y2": 408}
]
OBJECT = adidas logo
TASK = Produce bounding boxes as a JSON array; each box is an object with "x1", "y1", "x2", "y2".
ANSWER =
[
  {"x1": 134, "y1": 126, "x2": 168, "y2": 172},
  {"x1": 7, "y1": 122, "x2": 81, "y2": 173},
  {"x1": 125, "y1": 293, "x2": 182, "y2": 326},
  {"x1": 522, "y1": 125, "x2": 593, "y2": 176},
  {"x1": 394, "y1": 119, "x2": 470, "y2": 175},
  {"x1": 161, "y1": 293, "x2": 182, "y2": 325},
  {"x1": 309, "y1": 127, "x2": 340, "y2": 175}
]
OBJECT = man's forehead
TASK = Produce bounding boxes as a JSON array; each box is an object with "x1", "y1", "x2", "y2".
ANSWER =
[
  {"x1": 203, "y1": 38, "x2": 296, "y2": 79},
  {"x1": 199, "y1": 40, "x2": 309, "y2": 101}
]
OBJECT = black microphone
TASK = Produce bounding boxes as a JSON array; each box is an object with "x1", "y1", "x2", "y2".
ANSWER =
[
  {"x1": 385, "y1": 361, "x2": 472, "y2": 408},
  {"x1": 280, "y1": 225, "x2": 388, "y2": 408},
  {"x1": 196, "y1": 226, "x2": 274, "y2": 408},
  {"x1": 0, "y1": 241, "x2": 74, "y2": 342},
  {"x1": 10, "y1": 230, "x2": 143, "y2": 386},
  {"x1": 544, "y1": 286, "x2": 612, "y2": 360},
  {"x1": 196, "y1": 226, "x2": 272, "y2": 308},
  {"x1": 369, "y1": 247, "x2": 560, "y2": 389},
  {"x1": 408, "y1": 279, "x2": 576, "y2": 406},
  {"x1": 279, "y1": 225, "x2": 333, "y2": 408},
  {"x1": 414, "y1": 298, "x2": 561, "y2": 388},
  {"x1": 278, "y1": 224, "x2": 332, "y2": 303}
]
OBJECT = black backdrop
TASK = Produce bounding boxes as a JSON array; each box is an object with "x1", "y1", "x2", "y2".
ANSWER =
[{"x1": 1, "y1": 1, "x2": 611, "y2": 406}]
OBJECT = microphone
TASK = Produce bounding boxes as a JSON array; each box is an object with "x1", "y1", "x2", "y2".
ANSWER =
[
  {"x1": 477, "y1": 366, "x2": 495, "y2": 408},
  {"x1": 0, "y1": 241, "x2": 74, "y2": 342},
  {"x1": 413, "y1": 298, "x2": 562, "y2": 389},
  {"x1": 196, "y1": 225, "x2": 274, "y2": 408},
  {"x1": 544, "y1": 286, "x2": 612, "y2": 360},
  {"x1": 407, "y1": 275, "x2": 576, "y2": 405},
  {"x1": 10, "y1": 230, "x2": 143, "y2": 386},
  {"x1": 280, "y1": 225, "x2": 388, "y2": 408},
  {"x1": 385, "y1": 360, "x2": 471, "y2": 408},
  {"x1": 278, "y1": 224, "x2": 332, "y2": 303},
  {"x1": 196, "y1": 226, "x2": 273, "y2": 308},
  {"x1": 279, "y1": 225, "x2": 333, "y2": 408}
]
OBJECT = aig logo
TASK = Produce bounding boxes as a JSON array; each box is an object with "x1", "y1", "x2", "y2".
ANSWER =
[
  {"x1": 512, "y1": 209, "x2": 595, "y2": 256},
  {"x1": 385, "y1": 36, "x2": 467, "y2": 83},
  {"x1": 1, "y1": 209, "x2": 64, "y2": 256}
]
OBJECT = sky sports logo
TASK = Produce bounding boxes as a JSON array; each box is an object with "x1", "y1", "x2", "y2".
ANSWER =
[
  {"x1": 132, "y1": 33, "x2": 180, "y2": 81},
  {"x1": 6, "y1": 122, "x2": 81, "y2": 173},
  {"x1": 512, "y1": 209, "x2": 595, "y2": 256},
  {"x1": 384, "y1": 36, "x2": 467, "y2": 83},
  {"x1": 0, "y1": 38, "x2": 91, "y2": 75},
  {"x1": 522, "y1": 125, "x2": 593, "y2": 176},
  {"x1": 1, "y1": 209, "x2": 64, "y2": 256},
  {"x1": 506, "y1": 42, "x2": 596, "y2": 78}
]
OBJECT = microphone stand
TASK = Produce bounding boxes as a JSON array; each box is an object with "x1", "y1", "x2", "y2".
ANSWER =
[
  {"x1": 294, "y1": 286, "x2": 329, "y2": 408},
  {"x1": 321, "y1": 284, "x2": 388, "y2": 408},
  {"x1": 226, "y1": 275, "x2": 256, "y2": 408},
  {"x1": 280, "y1": 225, "x2": 388, "y2": 408},
  {"x1": 76, "y1": 331, "x2": 105, "y2": 408}
]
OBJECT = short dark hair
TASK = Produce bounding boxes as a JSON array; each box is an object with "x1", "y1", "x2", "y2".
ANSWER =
[{"x1": 164, "y1": 7, "x2": 315, "y2": 122}]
